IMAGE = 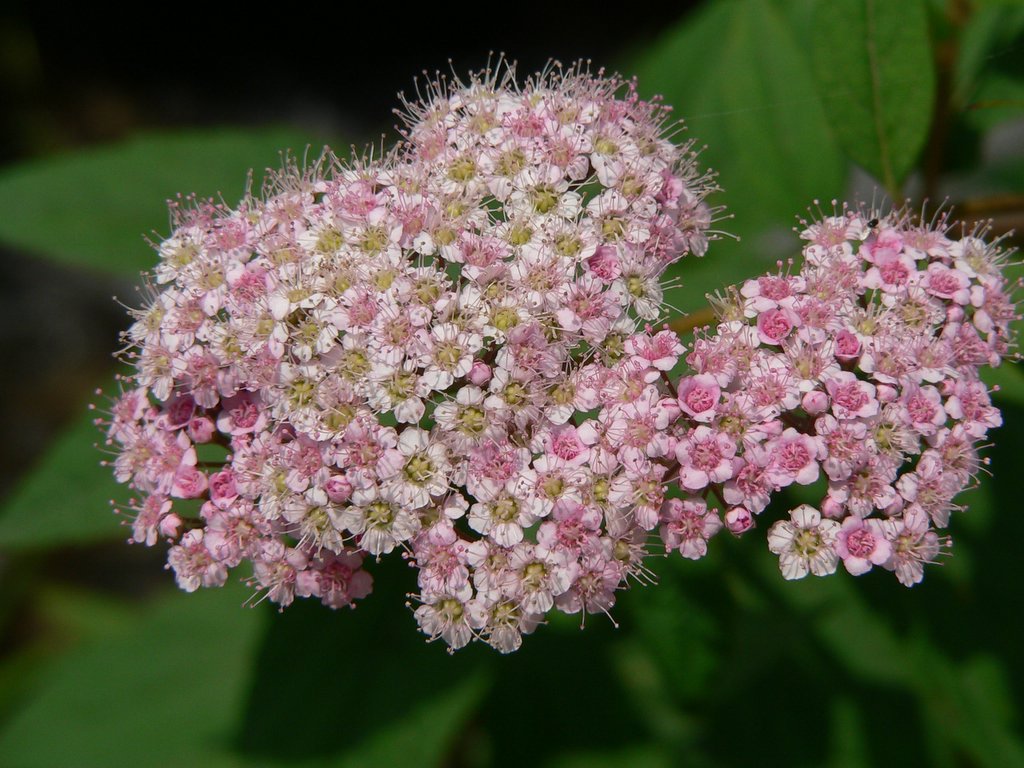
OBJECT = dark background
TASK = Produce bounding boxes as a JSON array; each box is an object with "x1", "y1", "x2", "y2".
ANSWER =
[{"x1": 0, "y1": 1, "x2": 696, "y2": 491}]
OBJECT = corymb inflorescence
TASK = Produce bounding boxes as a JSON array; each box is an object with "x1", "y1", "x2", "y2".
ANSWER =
[
  {"x1": 98, "y1": 60, "x2": 1017, "y2": 653},
  {"x1": 99, "y1": 61, "x2": 721, "y2": 653}
]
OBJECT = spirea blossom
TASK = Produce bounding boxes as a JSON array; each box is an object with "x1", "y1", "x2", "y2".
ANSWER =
[
  {"x1": 673, "y1": 206, "x2": 1017, "y2": 586},
  {"x1": 99, "y1": 61, "x2": 719, "y2": 653},
  {"x1": 98, "y1": 59, "x2": 1017, "y2": 653}
]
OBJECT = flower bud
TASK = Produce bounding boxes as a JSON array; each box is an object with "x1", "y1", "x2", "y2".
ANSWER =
[
  {"x1": 802, "y1": 390, "x2": 829, "y2": 414},
  {"x1": 188, "y1": 416, "x2": 216, "y2": 443},
  {"x1": 725, "y1": 507, "x2": 754, "y2": 535}
]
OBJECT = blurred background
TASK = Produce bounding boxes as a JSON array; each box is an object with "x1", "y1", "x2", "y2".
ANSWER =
[{"x1": 0, "y1": 1, "x2": 1022, "y2": 766}]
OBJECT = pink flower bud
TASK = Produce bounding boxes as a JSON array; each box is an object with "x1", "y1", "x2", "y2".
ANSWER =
[
  {"x1": 876, "y1": 384, "x2": 899, "y2": 403},
  {"x1": 162, "y1": 395, "x2": 196, "y2": 430},
  {"x1": 834, "y1": 329, "x2": 861, "y2": 360},
  {"x1": 159, "y1": 513, "x2": 183, "y2": 539},
  {"x1": 468, "y1": 360, "x2": 492, "y2": 386},
  {"x1": 325, "y1": 475, "x2": 353, "y2": 503},
  {"x1": 725, "y1": 507, "x2": 754, "y2": 535},
  {"x1": 188, "y1": 416, "x2": 216, "y2": 443},
  {"x1": 802, "y1": 390, "x2": 829, "y2": 414},
  {"x1": 821, "y1": 496, "x2": 845, "y2": 519},
  {"x1": 208, "y1": 470, "x2": 238, "y2": 508},
  {"x1": 171, "y1": 466, "x2": 208, "y2": 499},
  {"x1": 883, "y1": 496, "x2": 905, "y2": 516}
]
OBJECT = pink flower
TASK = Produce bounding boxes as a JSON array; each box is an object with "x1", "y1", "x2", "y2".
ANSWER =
[
  {"x1": 161, "y1": 394, "x2": 195, "y2": 430},
  {"x1": 171, "y1": 466, "x2": 208, "y2": 499},
  {"x1": 677, "y1": 374, "x2": 721, "y2": 423},
  {"x1": 833, "y1": 329, "x2": 861, "y2": 360},
  {"x1": 625, "y1": 329, "x2": 685, "y2": 372},
  {"x1": 900, "y1": 385, "x2": 947, "y2": 436},
  {"x1": 825, "y1": 372, "x2": 878, "y2": 420},
  {"x1": 835, "y1": 517, "x2": 892, "y2": 575},
  {"x1": 544, "y1": 425, "x2": 592, "y2": 467},
  {"x1": 586, "y1": 245, "x2": 622, "y2": 281},
  {"x1": 815, "y1": 415, "x2": 868, "y2": 481},
  {"x1": 881, "y1": 509, "x2": 944, "y2": 586},
  {"x1": 537, "y1": 499, "x2": 602, "y2": 555},
  {"x1": 765, "y1": 428, "x2": 823, "y2": 487},
  {"x1": 660, "y1": 497, "x2": 722, "y2": 559},
  {"x1": 756, "y1": 308, "x2": 796, "y2": 345},
  {"x1": 414, "y1": 586, "x2": 478, "y2": 650},
  {"x1": 945, "y1": 379, "x2": 1001, "y2": 437},
  {"x1": 922, "y1": 262, "x2": 971, "y2": 304},
  {"x1": 216, "y1": 392, "x2": 266, "y2": 435},
  {"x1": 863, "y1": 249, "x2": 917, "y2": 291},
  {"x1": 167, "y1": 529, "x2": 227, "y2": 592},
  {"x1": 723, "y1": 459, "x2": 773, "y2": 513},
  {"x1": 675, "y1": 426, "x2": 737, "y2": 490},
  {"x1": 208, "y1": 469, "x2": 238, "y2": 509}
]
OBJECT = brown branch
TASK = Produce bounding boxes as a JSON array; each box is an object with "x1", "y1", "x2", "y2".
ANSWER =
[
  {"x1": 668, "y1": 307, "x2": 718, "y2": 337},
  {"x1": 922, "y1": 0, "x2": 971, "y2": 202}
]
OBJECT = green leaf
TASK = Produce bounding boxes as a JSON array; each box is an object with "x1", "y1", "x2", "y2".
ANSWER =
[
  {"x1": 632, "y1": 0, "x2": 846, "y2": 254},
  {"x1": 331, "y1": 674, "x2": 489, "y2": 768},
  {"x1": 810, "y1": 0, "x2": 936, "y2": 191},
  {"x1": 953, "y1": 6, "x2": 1024, "y2": 111},
  {"x1": 236, "y1": 558, "x2": 493, "y2": 768},
  {"x1": 827, "y1": 697, "x2": 872, "y2": 768},
  {"x1": 962, "y1": 72, "x2": 1024, "y2": 131},
  {"x1": 974, "y1": 0, "x2": 1024, "y2": 8},
  {"x1": 0, "y1": 589, "x2": 140, "y2": 727},
  {"x1": 0, "y1": 582, "x2": 265, "y2": 768},
  {"x1": 911, "y1": 639, "x2": 1024, "y2": 767},
  {"x1": 0, "y1": 127, "x2": 329, "y2": 276},
  {"x1": 955, "y1": 655, "x2": 1024, "y2": 766},
  {"x1": 0, "y1": 384, "x2": 125, "y2": 549},
  {"x1": 547, "y1": 746, "x2": 673, "y2": 768}
]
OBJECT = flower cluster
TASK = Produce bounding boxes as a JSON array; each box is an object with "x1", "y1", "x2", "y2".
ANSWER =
[
  {"x1": 99, "y1": 60, "x2": 1018, "y2": 654},
  {"x1": 99, "y1": 63, "x2": 719, "y2": 652},
  {"x1": 661, "y1": 208, "x2": 1017, "y2": 585}
]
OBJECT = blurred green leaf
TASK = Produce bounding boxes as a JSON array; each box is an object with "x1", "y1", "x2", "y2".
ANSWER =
[
  {"x1": 0, "y1": 588, "x2": 141, "y2": 728},
  {"x1": 622, "y1": 558, "x2": 721, "y2": 705},
  {"x1": 955, "y1": 655, "x2": 1024, "y2": 766},
  {"x1": 953, "y1": 6, "x2": 1024, "y2": 111},
  {"x1": 808, "y1": 579, "x2": 914, "y2": 686},
  {"x1": 974, "y1": 0, "x2": 1024, "y2": 8},
  {"x1": 633, "y1": 0, "x2": 845, "y2": 252},
  {"x1": 0, "y1": 646, "x2": 50, "y2": 733},
  {"x1": 34, "y1": 585, "x2": 140, "y2": 640},
  {"x1": 827, "y1": 698, "x2": 871, "y2": 768},
  {"x1": 0, "y1": 127, "x2": 329, "y2": 275},
  {"x1": 329, "y1": 675, "x2": 488, "y2": 768},
  {"x1": 912, "y1": 638, "x2": 1024, "y2": 768},
  {"x1": 982, "y1": 362, "x2": 1024, "y2": 408},
  {"x1": 962, "y1": 73, "x2": 1024, "y2": 131},
  {"x1": 547, "y1": 746, "x2": 673, "y2": 768},
  {"x1": 810, "y1": 0, "x2": 936, "y2": 191},
  {"x1": 0, "y1": 582, "x2": 265, "y2": 768},
  {"x1": 0, "y1": 385, "x2": 124, "y2": 549},
  {"x1": 237, "y1": 558, "x2": 493, "y2": 768},
  {"x1": 612, "y1": 640, "x2": 699, "y2": 746}
]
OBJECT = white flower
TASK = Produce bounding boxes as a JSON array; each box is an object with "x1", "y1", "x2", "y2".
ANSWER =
[
  {"x1": 767, "y1": 504, "x2": 840, "y2": 580},
  {"x1": 377, "y1": 427, "x2": 451, "y2": 509}
]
